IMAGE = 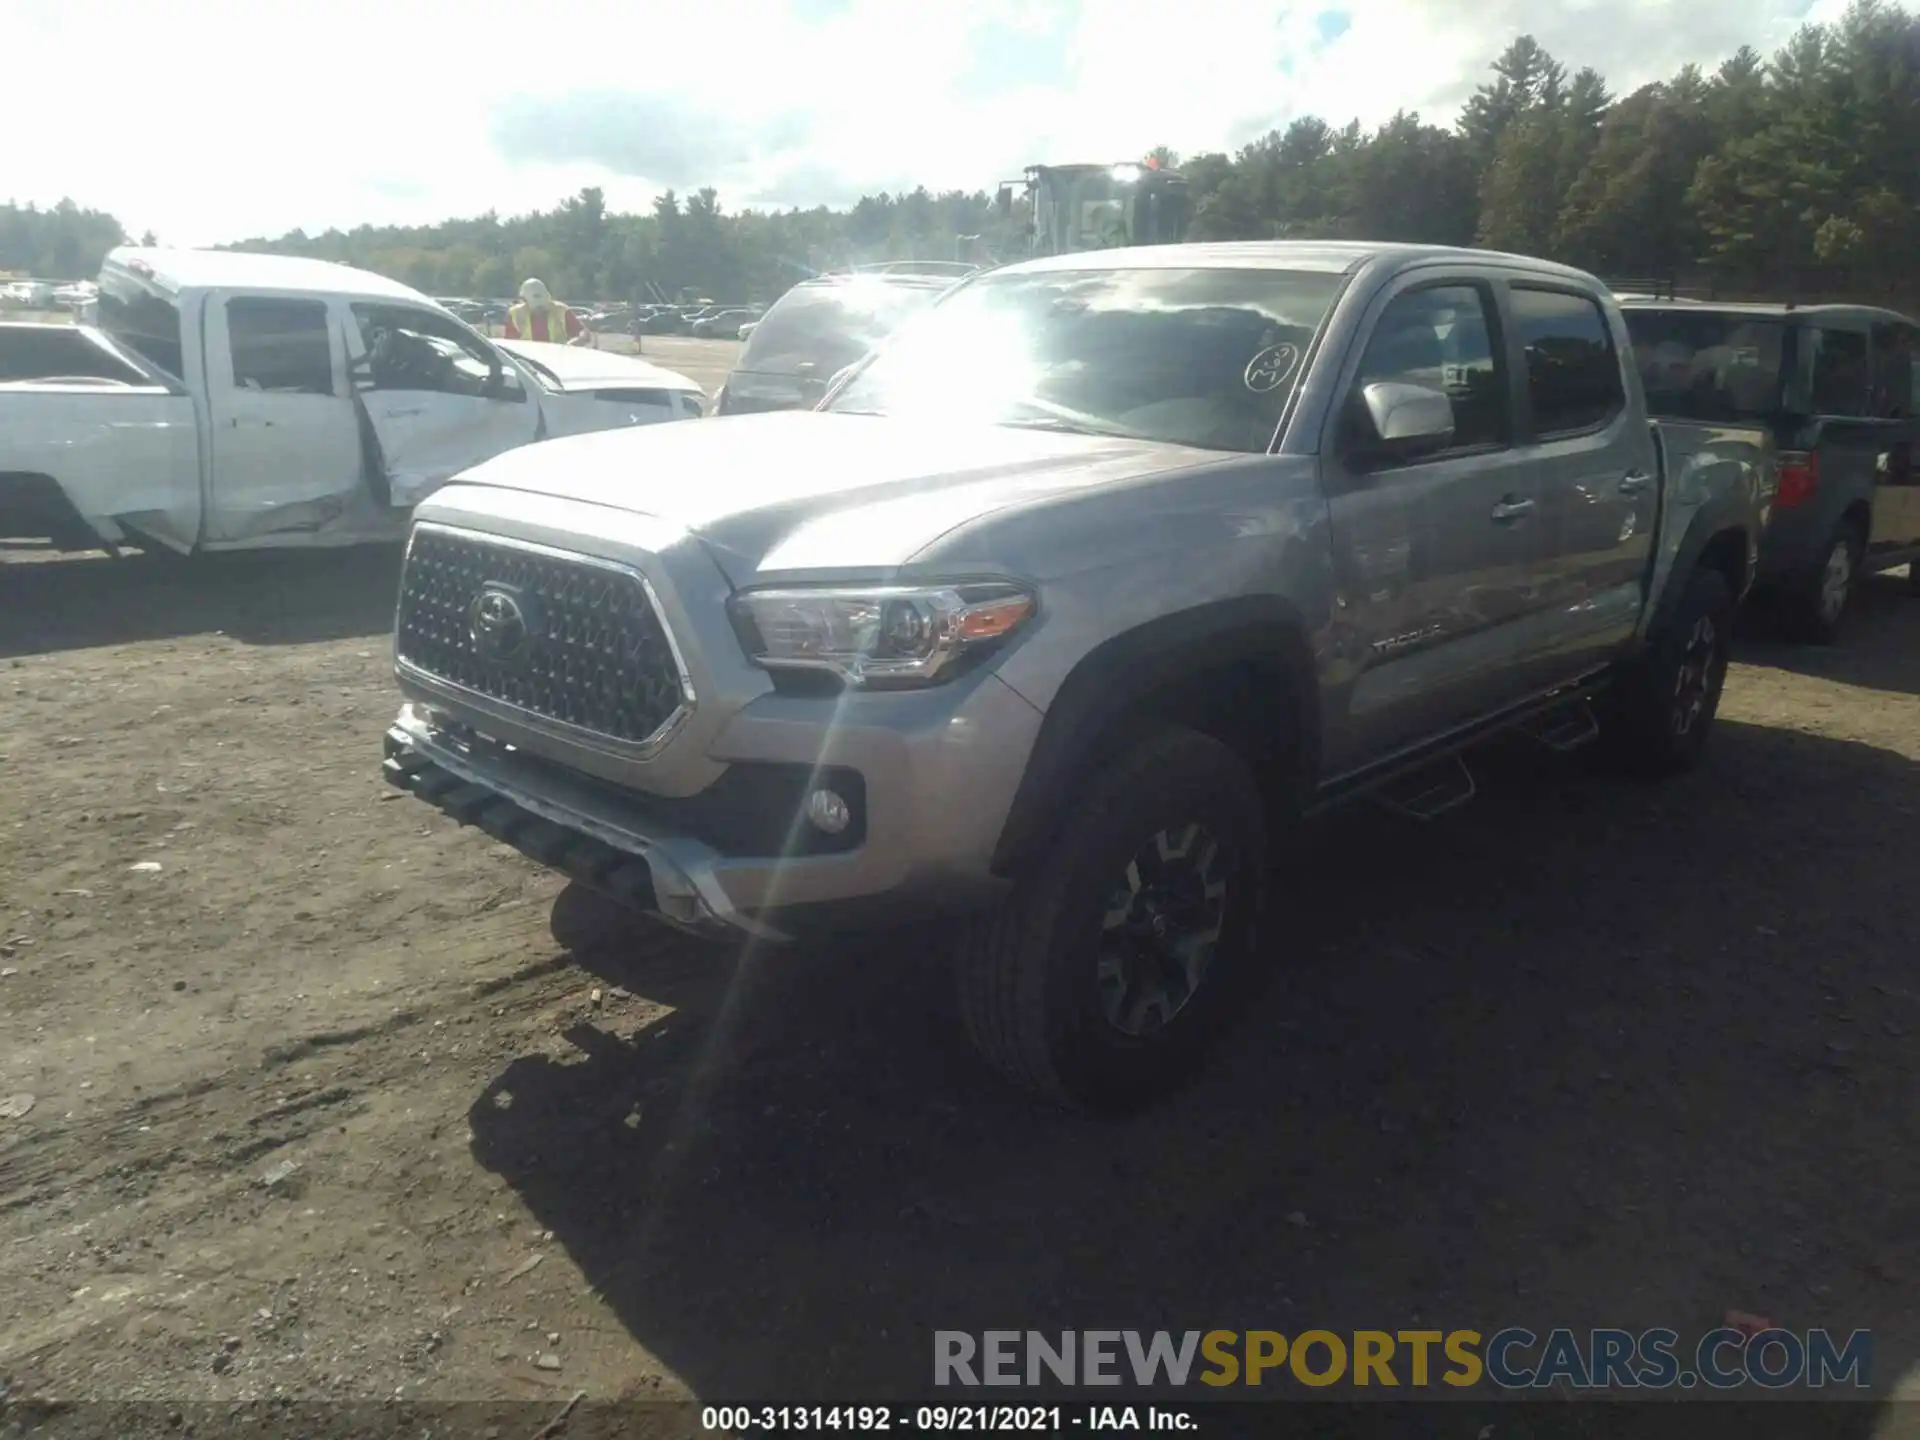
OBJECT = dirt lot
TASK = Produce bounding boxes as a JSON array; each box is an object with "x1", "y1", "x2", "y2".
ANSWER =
[
  {"x1": 1, "y1": 544, "x2": 1917, "y2": 1421},
  {"x1": 590, "y1": 336, "x2": 740, "y2": 398}
]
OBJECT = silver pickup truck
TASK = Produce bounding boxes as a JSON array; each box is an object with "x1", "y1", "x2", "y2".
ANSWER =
[{"x1": 381, "y1": 241, "x2": 1771, "y2": 1111}]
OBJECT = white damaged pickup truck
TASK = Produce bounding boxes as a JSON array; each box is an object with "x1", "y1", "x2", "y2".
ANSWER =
[{"x1": 0, "y1": 248, "x2": 705, "y2": 555}]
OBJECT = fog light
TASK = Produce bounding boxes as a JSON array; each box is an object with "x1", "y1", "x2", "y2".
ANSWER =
[{"x1": 805, "y1": 787, "x2": 852, "y2": 834}]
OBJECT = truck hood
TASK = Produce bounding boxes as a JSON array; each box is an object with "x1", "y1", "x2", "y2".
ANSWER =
[
  {"x1": 497, "y1": 338, "x2": 701, "y2": 394},
  {"x1": 450, "y1": 409, "x2": 1222, "y2": 584}
]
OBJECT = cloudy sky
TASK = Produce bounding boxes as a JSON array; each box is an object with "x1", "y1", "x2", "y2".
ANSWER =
[{"x1": 4, "y1": 0, "x2": 1854, "y2": 246}]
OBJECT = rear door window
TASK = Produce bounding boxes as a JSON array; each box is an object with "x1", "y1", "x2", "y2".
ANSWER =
[
  {"x1": 1870, "y1": 322, "x2": 1917, "y2": 419},
  {"x1": 228, "y1": 298, "x2": 334, "y2": 396},
  {"x1": 1621, "y1": 308, "x2": 1786, "y2": 423},
  {"x1": 1511, "y1": 287, "x2": 1626, "y2": 437},
  {"x1": 1790, "y1": 326, "x2": 1872, "y2": 417}
]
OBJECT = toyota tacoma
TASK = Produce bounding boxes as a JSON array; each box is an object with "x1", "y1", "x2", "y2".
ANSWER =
[{"x1": 381, "y1": 241, "x2": 1770, "y2": 1110}]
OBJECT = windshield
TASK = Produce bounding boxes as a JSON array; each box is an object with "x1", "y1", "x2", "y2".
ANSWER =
[
  {"x1": 827, "y1": 266, "x2": 1345, "y2": 453},
  {"x1": 1622, "y1": 308, "x2": 1786, "y2": 423},
  {"x1": 1035, "y1": 170, "x2": 1189, "y2": 254},
  {"x1": 737, "y1": 279, "x2": 945, "y2": 378},
  {"x1": 1036, "y1": 172, "x2": 1126, "y2": 254}
]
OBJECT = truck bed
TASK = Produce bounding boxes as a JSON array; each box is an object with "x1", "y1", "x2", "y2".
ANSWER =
[
  {"x1": 1645, "y1": 417, "x2": 1777, "y2": 620},
  {"x1": 0, "y1": 321, "x2": 160, "y2": 389}
]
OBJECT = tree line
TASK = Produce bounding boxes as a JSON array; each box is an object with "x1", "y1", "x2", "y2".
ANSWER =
[
  {"x1": 4, "y1": 1, "x2": 1915, "y2": 310},
  {"x1": 0, "y1": 199, "x2": 145, "y2": 282}
]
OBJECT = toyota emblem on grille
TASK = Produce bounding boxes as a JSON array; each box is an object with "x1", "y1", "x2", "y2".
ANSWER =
[{"x1": 468, "y1": 584, "x2": 532, "y2": 662}]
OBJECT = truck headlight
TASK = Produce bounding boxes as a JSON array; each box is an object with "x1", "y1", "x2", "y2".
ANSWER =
[{"x1": 728, "y1": 582, "x2": 1036, "y2": 687}]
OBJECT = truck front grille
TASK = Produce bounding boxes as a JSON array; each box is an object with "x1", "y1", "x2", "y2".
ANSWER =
[{"x1": 394, "y1": 525, "x2": 689, "y2": 750}]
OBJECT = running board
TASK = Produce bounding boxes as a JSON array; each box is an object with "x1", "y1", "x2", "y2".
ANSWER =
[
  {"x1": 1368, "y1": 756, "x2": 1477, "y2": 821},
  {"x1": 1519, "y1": 700, "x2": 1601, "y2": 753}
]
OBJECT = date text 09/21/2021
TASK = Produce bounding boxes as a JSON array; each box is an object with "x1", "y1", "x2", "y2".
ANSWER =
[{"x1": 700, "y1": 1406, "x2": 1192, "y2": 1432}]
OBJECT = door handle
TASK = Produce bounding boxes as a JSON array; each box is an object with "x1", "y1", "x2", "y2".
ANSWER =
[
  {"x1": 1490, "y1": 496, "x2": 1535, "y2": 523},
  {"x1": 1620, "y1": 471, "x2": 1652, "y2": 494},
  {"x1": 382, "y1": 406, "x2": 425, "y2": 419}
]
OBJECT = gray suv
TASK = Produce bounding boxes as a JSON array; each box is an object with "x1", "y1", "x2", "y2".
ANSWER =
[
  {"x1": 382, "y1": 242, "x2": 1767, "y2": 1110},
  {"x1": 1621, "y1": 300, "x2": 1920, "y2": 641},
  {"x1": 713, "y1": 272, "x2": 956, "y2": 416}
]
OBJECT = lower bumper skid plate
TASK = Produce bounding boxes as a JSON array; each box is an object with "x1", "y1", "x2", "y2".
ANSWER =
[{"x1": 381, "y1": 732, "x2": 657, "y2": 911}]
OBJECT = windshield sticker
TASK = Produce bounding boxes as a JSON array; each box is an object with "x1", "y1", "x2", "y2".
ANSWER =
[{"x1": 1245, "y1": 343, "x2": 1300, "y2": 393}]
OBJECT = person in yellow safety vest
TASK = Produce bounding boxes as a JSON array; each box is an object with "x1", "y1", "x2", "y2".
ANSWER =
[{"x1": 505, "y1": 278, "x2": 594, "y2": 347}]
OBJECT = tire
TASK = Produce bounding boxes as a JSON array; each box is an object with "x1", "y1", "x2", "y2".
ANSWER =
[
  {"x1": 1596, "y1": 564, "x2": 1735, "y2": 780},
  {"x1": 954, "y1": 724, "x2": 1269, "y2": 1113},
  {"x1": 1786, "y1": 519, "x2": 1864, "y2": 644}
]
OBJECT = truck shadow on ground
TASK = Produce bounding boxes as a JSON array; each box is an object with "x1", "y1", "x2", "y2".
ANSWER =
[
  {"x1": 0, "y1": 544, "x2": 403, "y2": 658},
  {"x1": 1736, "y1": 574, "x2": 1920, "y2": 698},
  {"x1": 469, "y1": 719, "x2": 1920, "y2": 1426}
]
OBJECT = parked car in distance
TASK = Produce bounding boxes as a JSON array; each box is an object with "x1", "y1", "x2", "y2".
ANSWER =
[
  {"x1": 1621, "y1": 299, "x2": 1920, "y2": 638},
  {"x1": 675, "y1": 305, "x2": 730, "y2": 335},
  {"x1": 1, "y1": 280, "x2": 55, "y2": 308},
  {"x1": 381, "y1": 240, "x2": 1768, "y2": 1110},
  {"x1": 713, "y1": 271, "x2": 957, "y2": 415},
  {"x1": 691, "y1": 308, "x2": 758, "y2": 339}
]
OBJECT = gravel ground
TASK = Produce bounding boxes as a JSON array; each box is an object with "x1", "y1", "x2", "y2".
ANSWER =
[
  {"x1": 0, "y1": 544, "x2": 1916, "y2": 1427},
  {"x1": 593, "y1": 336, "x2": 740, "y2": 397}
]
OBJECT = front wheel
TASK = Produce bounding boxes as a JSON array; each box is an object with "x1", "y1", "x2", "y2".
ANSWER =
[
  {"x1": 1596, "y1": 564, "x2": 1735, "y2": 779},
  {"x1": 954, "y1": 725, "x2": 1269, "y2": 1112}
]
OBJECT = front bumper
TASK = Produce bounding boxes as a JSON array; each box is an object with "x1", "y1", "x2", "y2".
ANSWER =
[
  {"x1": 383, "y1": 668, "x2": 1042, "y2": 942},
  {"x1": 383, "y1": 711, "x2": 756, "y2": 939},
  {"x1": 381, "y1": 490, "x2": 1047, "y2": 942}
]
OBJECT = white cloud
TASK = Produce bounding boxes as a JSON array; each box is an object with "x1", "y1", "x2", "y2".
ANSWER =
[{"x1": 0, "y1": 0, "x2": 1837, "y2": 245}]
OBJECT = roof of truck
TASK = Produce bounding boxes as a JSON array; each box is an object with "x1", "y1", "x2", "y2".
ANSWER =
[
  {"x1": 1616, "y1": 297, "x2": 1916, "y2": 326},
  {"x1": 1006, "y1": 240, "x2": 1602, "y2": 285},
  {"x1": 102, "y1": 247, "x2": 430, "y2": 304}
]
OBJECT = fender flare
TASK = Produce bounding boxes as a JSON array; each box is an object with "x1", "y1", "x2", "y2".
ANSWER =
[
  {"x1": 990, "y1": 596, "x2": 1321, "y2": 876},
  {"x1": 1646, "y1": 489, "x2": 1755, "y2": 643}
]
